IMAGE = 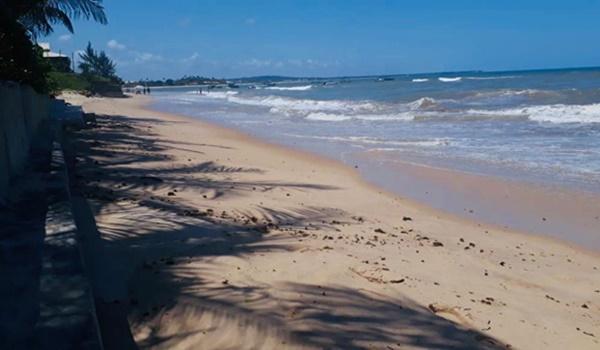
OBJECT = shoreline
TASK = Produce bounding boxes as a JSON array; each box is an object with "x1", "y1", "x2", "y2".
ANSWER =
[
  {"x1": 147, "y1": 95, "x2": 600, "y2": 254},
  {"x1": 353, "y1": 153, "x2": 600, "y2": 253},
  {"x1": 63, "y1": 93, "x2": 600, "y2": 349}
]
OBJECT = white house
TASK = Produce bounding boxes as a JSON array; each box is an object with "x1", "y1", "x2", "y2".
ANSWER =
[{"x1": 38, "y1": 42, "x2": 67, "y2": 58}]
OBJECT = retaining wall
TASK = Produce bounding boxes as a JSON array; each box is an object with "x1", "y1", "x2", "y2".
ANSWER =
[{"x1": 0, "y1": 81, "x2": 50, "y2": 202}]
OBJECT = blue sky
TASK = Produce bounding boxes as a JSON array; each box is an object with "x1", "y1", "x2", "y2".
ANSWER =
[{"x1": 45, "y1": 0, "x2": 600, "y2": 80}]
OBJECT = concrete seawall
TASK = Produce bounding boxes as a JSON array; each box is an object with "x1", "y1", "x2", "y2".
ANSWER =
[{"x1": 0, "y1": 81, "x2": 50, "y2": 202}]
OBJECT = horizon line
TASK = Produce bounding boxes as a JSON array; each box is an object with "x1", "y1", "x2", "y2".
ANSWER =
[
  {"x1": 130, "y1": 64, "x2": 600, "y2": 82},
  {"x1": 225, "y1": 64, "x2": 600, "y2": 81}
]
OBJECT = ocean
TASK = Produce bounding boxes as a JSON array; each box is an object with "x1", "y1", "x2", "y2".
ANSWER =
[
  {"x1": 151, "y1": 68, "x2": 600, "y2": 192},
  {"x1": 149, "y1": 67, "x2": 600, "y2": 246}
]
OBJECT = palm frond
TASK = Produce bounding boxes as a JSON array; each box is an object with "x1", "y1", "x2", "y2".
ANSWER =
[
  {"x1": 49, "y1": 0, "x2": 107, "y2": 25},
  {"x1": 16, "y1": 0, "x2": 107, "y2": 37}
]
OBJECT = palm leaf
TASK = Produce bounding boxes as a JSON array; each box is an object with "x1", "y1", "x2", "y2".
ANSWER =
[
  {"x1": 16, "y1": 0, "x2": 107, "y2": 36},
  {"x1": 24, "y1": 6, "x2": 74, "y2": 35},
  {"x1": 49, "y1": 0, "x2": 107, "y2": 25}
]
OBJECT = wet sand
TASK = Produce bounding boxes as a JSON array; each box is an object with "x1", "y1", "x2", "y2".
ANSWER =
[
  {"x1": 353, "y1": 153, "x2": 600, "y2": 251},
  {"x1": 62, "y1": 93, "x2": 600, "y2": 349}
]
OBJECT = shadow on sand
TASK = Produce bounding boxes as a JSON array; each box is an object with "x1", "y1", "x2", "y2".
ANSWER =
[{"x1": 64, "y1": 112, "x2": 508, "y2": 349}]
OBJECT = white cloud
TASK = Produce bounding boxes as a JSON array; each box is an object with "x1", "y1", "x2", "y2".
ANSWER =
[
  {"x1": 242, "y1": 58, "x2": 275, "y2": 67},
  {"x1": 244, "y1": 18, "x2": 256, "y2": 25},
  {"x1": 111, "y1": 50, "x2": 166, "y2": 67},
  {"x1": 58, "y1": 34, "x2": 72, "y2": 42},
  {"x1": 287, "y1": 58, "x2": 330, "y2": 68},
  {"x1": 181, "y1": 52, "x2": 201, "y2": 63},
  {"x1": 135, "y1": 52, "x2": 163, "y2": 63},
  {"x1": 236, "y1": 57, "x2": 336, "y2": 73},
  {"x1": 107, "y1": 39, "x2": 126, "y2": 50}
]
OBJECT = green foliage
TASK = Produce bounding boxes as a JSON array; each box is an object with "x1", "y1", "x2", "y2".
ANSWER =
[
  {"x1": 49, "y1": 41, "x2": 121, "y2": 96},
  {"x1": 0, "y1": 13, "x2": 53, "y2": 93},
  {"x1": 86, "y1": 74, "x2": 123, "y2": 96},
  {"x1": 47, "y1": 71, "x2": 91, "y2": 92},
  {"x1": 48, "y1": 71, "x2": 124, "y2": 97},
  {"x1": 0, "y1": 0, "x2": 107, "y2": 93},
  {"x1": 48, "y1": 71, "x2": 124, "y2": 96},
  {"x1": 46, "y1": 56, "x2": 72, "y2": 73},
  {"x1": 78, "y1": 42, "x2": 117, "y2": 79}
]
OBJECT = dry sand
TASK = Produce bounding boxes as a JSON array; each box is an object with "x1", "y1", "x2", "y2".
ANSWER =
[{"x1": 62, "y1": 93, "x2": 600, "y2": 349}]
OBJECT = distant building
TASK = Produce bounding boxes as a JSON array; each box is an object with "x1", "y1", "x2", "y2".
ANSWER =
[{"x1": 38, "y1": 42, "x2": 72, "y2": 72}]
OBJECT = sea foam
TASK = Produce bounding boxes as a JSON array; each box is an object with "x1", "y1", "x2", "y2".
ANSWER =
[
  {"x1": 265, "y1": 85, "x2": 313, "y2": 91},
  {"x1": 465, "y1": 75, "x2": 519, "y2": 80},
  {"x1": 305, "y1": 112, "x2": 413, "y2": 122},
  {"x1": 200, "y1": 90, "x2": 239, "y2": 98},
  {"x1": 438, "y1": 77, "x2": 462, "y2": 82},
  {"x1": 501, "y1": 103, "x2": 600, "y2": 124},
  {"x1": 199, "y1": 91, "x2": 378, "y2": 115},
  {"x1": 190, "y1": 88, "x2": 600, "y2": 124}
]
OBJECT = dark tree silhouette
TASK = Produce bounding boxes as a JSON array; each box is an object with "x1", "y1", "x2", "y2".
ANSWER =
[
  {"x1": 79, "y1": 41, "x2": 117, "y2": 78},
  {"x1": 0, "y1": 0, "x2": 107, "y2": 92},
  {"x1": 6, "y1": 0, "x2": 107, "y2": 37}
]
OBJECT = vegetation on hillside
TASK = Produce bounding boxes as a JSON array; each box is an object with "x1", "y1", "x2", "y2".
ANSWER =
[
  {"x1": 125, "y1": 75, "x2": 226, "y2": 87},
  {"x1": 56, "y1": 41, "x2": 124, "y2": 96},
  {"x1": 46, "y1": 43, "x2": 123, "y2": 96},
  {"x1": 47, "y1": 71, "x2": 91, "y2": 91}
]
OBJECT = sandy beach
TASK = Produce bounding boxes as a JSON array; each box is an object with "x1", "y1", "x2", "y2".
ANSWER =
[{"x1": 62, "y1": 94, "x2": 600, "y2": 349}]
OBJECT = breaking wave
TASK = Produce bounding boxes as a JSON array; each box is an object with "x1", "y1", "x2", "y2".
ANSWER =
[
  {"x1": 468, "y1": 103, "x2": 600, "y2": 124},
  {"x1": 465, "y1": 75, "x2": 520, "y2": 80},
  {"x1": 305, "y1": 112, "x2": 413, "y2": 122},
  {"x1": 438, "y1": 77, "x2": 462, "y2": 82},
  {"x1": 198, "y1": 90, "x2": 378, "y2": 116},
  {"x1": 265, "y1": 85, "x2": 313, "y2": 91},
  {"x1": 183, "y1": 89, "x2": 600, "y2": 124},
  {"x1": 197, "y1": 90, "x2": 239, "y2": 98},
  {"x1": 288, "y1": 134, "x2": 452, "y2": 148}
]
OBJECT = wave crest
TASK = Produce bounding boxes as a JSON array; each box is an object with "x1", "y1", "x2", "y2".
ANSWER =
[
  {"x1": 265, "y1": 85, "x2": 313, "y2": 91},
  {"x1": 438, "y1": 77, "x2": 462, "y2": 82},
  {"x1": 188, "y1": 89, "x2": 600, "y2": 125},
  {"x1": 492, "y1": 104, "x2": 600, "y2": 124}
]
